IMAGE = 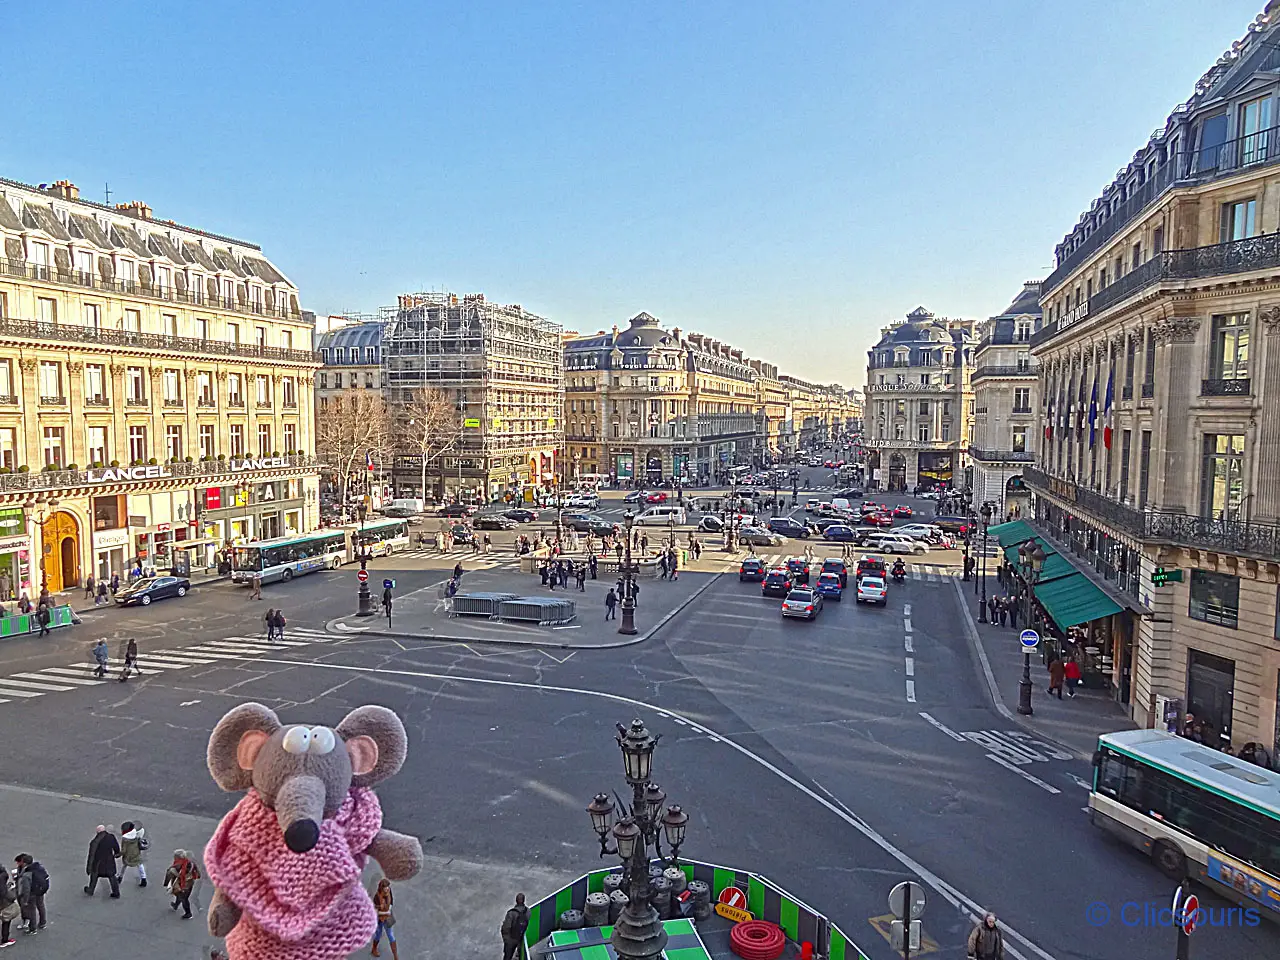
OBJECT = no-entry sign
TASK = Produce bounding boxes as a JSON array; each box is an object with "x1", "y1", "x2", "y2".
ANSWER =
[
  {"x1": 718, "y1": 887, "x2": 747, "y2": 910},
  {"x1": 357, "y1": 569, "x2": 369, "y2": 583},
  {"x1": 1181, "y1": 894, "x2": 1200, "y2": 935}
]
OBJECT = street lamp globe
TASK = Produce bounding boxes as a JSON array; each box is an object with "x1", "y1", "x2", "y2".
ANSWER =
[
  {"x1": 661, "y1": 804, "x2": 688, "y2": 849},
  {"x1": 642, "y1": 782, "x2": 667, "y2": 821},
  {"x1": 612, "y1": 817, "x2": 640, "y2": 860},
  {"x1": 587, "y1": 793, "x2": 615, "y2": 837},
  {"x1": 616, "y1": 718, "x2": 658, "y2": 784}
]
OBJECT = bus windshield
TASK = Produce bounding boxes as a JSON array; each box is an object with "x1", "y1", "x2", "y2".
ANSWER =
[{"x1": 231, "y1": 546, "x2": 262, "y2": 572}]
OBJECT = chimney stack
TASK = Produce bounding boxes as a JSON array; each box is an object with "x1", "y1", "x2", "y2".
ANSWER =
[
  {"x1": 44, "y1": 180, "x2": 80, "y2": 200},
  {"x1": 116, "y1": 200, "x2": 152, "y2": 220}
]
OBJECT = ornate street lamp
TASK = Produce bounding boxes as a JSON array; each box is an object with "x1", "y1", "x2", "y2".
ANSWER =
[
  {"x1": 355, "y1": 500, "x2": 375, "y2": 617},
  {"x1": 1017, "y1": 539, "x2": 1046, "y2": 716},
  {"x1": 618, "y1": 511, "x2": 638, "y2": 636},
  {"x1": 977, "y1": 502, "x2": 992, "y2": 622},
  {"x1": 585, "y1": 719, "x2": 689, "y2": 960}
]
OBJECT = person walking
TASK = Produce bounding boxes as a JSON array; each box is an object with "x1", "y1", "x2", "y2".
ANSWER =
[
  {"x1": 630, "y1": 579, "x2": 640, "y2": 609},
  {"x1": 0, "y1": 861, "x2": 18, "y2": 946},
  {"x1": 501, "y1": 892, "x2": 529, "y2": 960},
  {"x1": 110, "y1": 572, "x2": 120, "y2": 596},
  {"x1": 539, "y1": 562, "x2": 549, "y2": 586},
  {"x1": 272, "y1": 609, "x2": 286, "y2": 642},
  {"x1": 84, "y1": 825, "x2": 120, "y2": 898},
  {"x1": 670, "y1": 549, "x2": 679, "y2": 581},
  {"x1": 92, "y1": 638, "x2": 110, "y2": 679},
  {"x1": 264, "y1": 607, "x2": 277, "y2": 642},
  {"x1": 117, "y1": 822, "x2": 147, "y2": 888},
  {"x1": 13, "y1": 855, "x2": 47, "y2": 935},
  {"x1": 986, "y1": 595, "x2": 997, "y2": 623},
  {"x1": 35, "y1": 603, "x2": 51, "y2": 637},
  {"x1": 84, "y1": 574, "x2": 97, "y2": 601},
  {"x1": 575, "y1": 564, "x2": 586, "y2": 592},
  {"x1": 96, "y1": 580, "x2": 109, "y2": 605},
  {"x1": 604, "y1": 588, "x2": 618, "y2": 620},
  {"x1": 163, "y1": 849, "x2": 200, "y2": 920},
  {"x1": 658, "y1": 553, "x2": 669, "y2": 580},
  {"x1": 588, "y1": 553, "x2": 598, "y2": 580},
  {"x1": 998, "y1": 597, "x2": 1008, "y2": 628},
  {"x1": 1047, "y1": 657, "x2": 1065, "y2": 699},
  {"x1": 1008, "y1": 598, "x2": 1019, "y2": 630},
  {"x1": 370, "y1": 878, "x2": 397, "y2": 958},
  {"x1": 1063, "y1": 658, "x2": 1082, "y2": 698},
  {"x1": 249, "y1": 575, "x2": 262, "y2": 601},
  {"x1": 118, "y1": 639, "x2": 139, "y2": 682},
  {"x1": 967, "y1": 912, "x2": 1005, "y2": 959}
]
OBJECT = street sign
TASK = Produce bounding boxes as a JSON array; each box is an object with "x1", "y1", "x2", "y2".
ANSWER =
[
  {"x1": 463, "y1": 418, "x2": 481, "y2": 428},
  {"x1": 888, "y1": 881, "x2": 926, "y2": 921},
  {"x1": 357, "y1": 569, "x2": 369, "y2": 583},
  {"x1": 383, "y1": 579, "x2": 395, "y2": 589},
  {"x1": 889, "y1": 919, "x2": 921, "y2": 953},
  {"x1": 1152, "y1": 566, "x2": 1183, "y2": 586},
  {"x1": 1019, "y1": 629, "x2": 1040, "y2": 648},
  {"x1": 1180, "y1": 894, "x2": 1200, "y2": 935},
  {"x1": 718, "y1": 887, "x2": 747, "y2": 910},
  {"x1": 714, "y1": 902, "x2": 753, "y2": 924}
]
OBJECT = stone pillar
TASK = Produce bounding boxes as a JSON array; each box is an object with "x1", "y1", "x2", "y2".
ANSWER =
[
  {"x1": 1253, "y1": 304, "x2": 1280, "y2": 522},
  {"x1": 1150, "y1": 317, "x2": 1200, "y2": 513},
  {"x1": 18, "y1": 359, "x2": 39, "y2": 467},
  {"x1": 149, "y1": 367, "x2": 166, "y2": 463},
  {"x1": 109, "y1": 363, "x2": 127, "y2": 466},
  {"x1": 66, "y1": 362, "x2": 85, "y2": 466},
  {"x1": 184, "y1": 370, "x2": 199, "y2": 462}
]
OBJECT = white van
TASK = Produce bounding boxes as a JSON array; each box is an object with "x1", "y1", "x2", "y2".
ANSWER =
[{"x1": 635, "y1": 505, "x2": 687, "y2": 526}]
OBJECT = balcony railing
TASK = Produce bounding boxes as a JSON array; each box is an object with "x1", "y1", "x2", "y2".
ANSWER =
[
  {"x1": 84, "y1": 395, "x2": 109, "y2": 406},
  {"x1": 969, "y1": 447, "x2": 1035, "y2": 462},
  {"x1": 566, "y1": 384, "x2": 597, "y2": 392},
  {"x1": 0, "y1": 258, "x2": 301, "y2": 323},
  {"x1": 197, "y1": 397, "x2": 216, "y2": 408},
  {"x1": 971, "y1": 365, "x2": 1034, "y2": 381},
  {"x1": 0, "y1": 395, "x2": 16, "y2": 405},
  {"x1": 39, "y1": 395, "x2": 66, "y2": 406},
  {"x1": 1141, "y1": 383, "x2": 1154, "y2": 399},
  {"x1": 1201, "y1": 377, "x2": 1251, "y2": 397},
  {"x1": 0, "y1": 453, "x2": 322, "y2": 494},
  {"x1": 163, "y1": 398, "x2": 184, "y2": 408},
  {"x1": 125, "y1": 397, "x2": 148, "y2": 407},
  {"x1": 1025, "y1": 464, "x2": 1280, "y2": 559},
  {"x1": 0, "y1": 315, "x2": 319, "y2": 365},
  {"x1": 228, "y1": 397, "x2": 245, "y2": 408}
]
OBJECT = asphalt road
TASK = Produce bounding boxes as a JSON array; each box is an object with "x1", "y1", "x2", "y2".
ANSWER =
[{"x1": 0, "y1": 457, "x2": 1272, "y2": 959}]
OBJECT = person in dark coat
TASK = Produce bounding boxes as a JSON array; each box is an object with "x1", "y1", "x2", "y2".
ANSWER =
[
  {"x1": 604, "y1": 589, "x2": 618, "y2": 620},
  {"x1": 85, "y1": 825, "x2": 121, "y2": 897},
  {"x1": 967, "y1": 912, "x2": 1005, "y2": 959},
  {"x1": 1047, "y1": 658, "x2": 1065, "y2": 699},
  {"x1": 501, "y1": 893, "x2": 529, "y2": 960},
  {"x1": 998, "y1": 597, "x2": 1008, "y2": 627}
]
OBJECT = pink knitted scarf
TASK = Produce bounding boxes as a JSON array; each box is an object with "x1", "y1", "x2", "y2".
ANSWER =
[{"x1": 205, "y1": 787, "x2": 382, "y2": 960}]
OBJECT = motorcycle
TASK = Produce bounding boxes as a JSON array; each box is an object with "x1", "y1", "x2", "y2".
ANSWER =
[{"x1": 891, "y1": 563, "x2": 906, "y2": 584}]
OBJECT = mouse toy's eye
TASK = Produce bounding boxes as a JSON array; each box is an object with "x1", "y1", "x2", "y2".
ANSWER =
[
  {"x1": 308, "y1": 726, "x2": 336, "y2": 755},
  {"x1": 282, "y1": 726, "x2": 312, "y2": 754}
]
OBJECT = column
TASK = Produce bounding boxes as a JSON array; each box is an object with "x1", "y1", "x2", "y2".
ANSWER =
[
  {"x1": 184, "y1": 370, "x2": 199, "y2": 462},
  {"x1": 298, "y1": 375, "x2": 314, "y2": 456},
  {"x1": 18, "y1": 359, "x2": 39, "y2": 467},
  {"x1": 149, "y1": 366, "x2": 166, "y2": 464},
  {"x1": 1151, "y1": 317, "x2": 1201, "y2": 513},
  {"x1": 109, "y1": 363, "x2": 127, "y2": 466},
  {"x1": 66, "y1": 361, "x2": 86, "y2": 466},
  {"x1": 1252, "y1": 305, "x2": 1280, "y2": 522}
]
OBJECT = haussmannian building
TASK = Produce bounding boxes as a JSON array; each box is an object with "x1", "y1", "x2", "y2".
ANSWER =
[
  {"x1": 1027, "y1": 1, "x2": 1280, "y2": 752},
  {"x1": 0, "y1": 177, "x2": 320, "y2": 595}
]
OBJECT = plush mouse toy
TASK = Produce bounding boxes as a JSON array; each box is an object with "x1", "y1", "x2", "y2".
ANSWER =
[{"x1": 203, "y1": 703, "x2": 424, "y2": 960}]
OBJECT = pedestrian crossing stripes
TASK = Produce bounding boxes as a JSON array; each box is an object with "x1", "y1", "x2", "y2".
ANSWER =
[
  {"x1": 0, "y1": 627, "x2": 338, "y2": 705},
  {"x1": 909, "y1": 563, "x2": 961, "y2": 583}
]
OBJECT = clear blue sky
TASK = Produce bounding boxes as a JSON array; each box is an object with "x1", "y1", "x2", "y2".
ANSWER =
[{"x1": 0, "y1": 1, "x2": 1264, "y2": 386}]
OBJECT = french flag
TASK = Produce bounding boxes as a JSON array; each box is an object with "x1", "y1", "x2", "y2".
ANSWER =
[
  {"x1": 1045, "y1": 396, "x2": 1053, "y2": 440},
  {"x1": 1088, "y1": 379, "x2": 1098, "y2": 448},
  {"x1": 365, "y1": 450, "x2": 375, "y2": 471},
  {"x1": 1103, "y1": 370, "x2": 1114, "y2": 450}
]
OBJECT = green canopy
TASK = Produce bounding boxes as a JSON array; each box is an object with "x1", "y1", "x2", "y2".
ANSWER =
[
  {"x1": 987, "y1": 519, "x2": 1036, "y2": 546},
  {"x1": 1034, "y1": 573, "x2": 1123, "y2": 630},
  {"x1": 1002, "y1": 543, "x2": 1076, "y2": 584}
]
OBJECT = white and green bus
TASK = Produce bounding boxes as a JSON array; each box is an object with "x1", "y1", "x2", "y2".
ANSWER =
[
  {"x1": 231, "y1": 530, "x2": 349, "y2": 584},
  {"x1": 346, "y1": 518, "x2": 410, "y2": 558},
  {"x1": 1091, "y1": 729, "x2": 1280, "y2": 919}
]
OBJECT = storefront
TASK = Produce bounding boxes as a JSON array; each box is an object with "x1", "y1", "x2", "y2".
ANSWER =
[
  {"x1": 615, "y1": 452, "x2": 634, "y2": 481},
  {"x1": 199, "y1": 477, "x2": 309, "y2": 548},
  {"x1": 92, "y1": 527, "x2": 130, "y2": 582},
  {"x1": 0, "y1": 507, "x2": 32, "y2": 602}
]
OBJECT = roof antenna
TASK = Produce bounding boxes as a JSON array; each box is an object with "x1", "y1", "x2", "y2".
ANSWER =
[{"x1": 104, "y1": 182, "x2": 112, "y2": 205}]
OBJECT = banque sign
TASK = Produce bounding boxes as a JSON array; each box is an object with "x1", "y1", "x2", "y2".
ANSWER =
[{"x1": 85, "y1": 456, "x2": 291, "y2": 485}]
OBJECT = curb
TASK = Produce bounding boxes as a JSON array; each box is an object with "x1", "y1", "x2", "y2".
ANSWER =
[
  {"x1": 325, "y1": 571, "x2": 724, "y2": 651},
  {"x1": 949, "y1": 578, "x2": 1092, "y2": 761}
]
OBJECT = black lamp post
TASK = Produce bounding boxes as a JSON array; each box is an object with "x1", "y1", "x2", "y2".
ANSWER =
[
  {"x1": 586, "y1": 719, "x2": 689, "y2": 960},
  {"x1": 977, "y1": 502, "x2": 992, "y2": 622},
  {"x1": 618, "y1": 510, "x2": 638, "y2": 636},
  {"x1": 1016, "y1": 539, "x2": 1046, "y2": 716},
  {"x1": 962, "y1": 533, "x2": 971, "y2": 582},
  {"x1": 725, "y1": 477, "x2": 738, "y2": 552},
  {"x1": 355, "y1": 501, "x2": 375, "y2": 617}
]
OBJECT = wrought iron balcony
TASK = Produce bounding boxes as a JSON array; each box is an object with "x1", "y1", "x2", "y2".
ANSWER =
[
  {"x1": 39, "y1": 395, "x2": 66, "y2": 406},
  {"x1": 163, "y1": 398, "x2": 184, "y2": 408},
  {"x1": 228, "y1": 397, "x2": 245, "y2": 408},
  {"x1": 971, "y1": 365, "x2": 1035, "y2": 381},
  {"x1": 125, "y1": 397, "x2": 148, "y2": 407},
  {"x1": 0, "y1": 315, "x2": 318, "y2": 365},
  {"x1": 969, "y1": 447, "x2": 1035, "y2": 462},
  {"x1": 0, "y1": 395, "x2": 17, "y2": 405},
  {"x1": 566, "y1": 384, "x2": 597, "y2": 392},
  {"x1": 197, "y1": 397, "x2": 216, "y2": 408},
  {"x1": 1201, "y1": 377, "x2": 1251, "y2": 397},
  {"x1": 0, "y1": 453, "x2": 322, "y2": 495},
  {"x1": 84, "y1": 395, "x2": 109, "y2": 406}
]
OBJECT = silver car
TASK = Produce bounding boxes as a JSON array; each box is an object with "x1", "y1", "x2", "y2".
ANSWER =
[{"x1": 739, "y1": 526, "x2": 785, "y2": 547}]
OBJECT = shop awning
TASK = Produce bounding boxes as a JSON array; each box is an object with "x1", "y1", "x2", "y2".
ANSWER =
[
  {"x1": 1033, "y1": 573, "x2": 1123, "y2": 630},
  {"x1": 1001, "y1": 543, "x2": 1076, "y2": 584},
  {"x1": 987, "y1": 519, "x2": 1036, "y2": 546}
]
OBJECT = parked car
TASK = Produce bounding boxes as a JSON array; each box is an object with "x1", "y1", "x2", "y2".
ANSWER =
[
  {"x1": 504, "y1": 508, "x2": 539, "y2": 522},
  {"x1": 856, "y1": 576, "x2": 888, "y2": 605},
  {"x1": 767, "y1": 517, "x2": 810, "y2": 538},
  {"x1": 698, "y1": 515, "x2": 725, "y2": 533},
  {"x1": 893, "y1": 505, "x2": 913, "y2": 518},
  {"x1": 563, "y1": 514, "x2": 618, "y2": 536},
  {"x1": 820, "y1": 557, "x2": 849, "y2": 588},
  {"x1": 739, "y1": 527, "x2": 785, "y2": 547},
  {"x1": 810, "y1": 516, "x2": 847, "y2": 533},
  {"x1": 474, "y1": 515, "x2": 518, "y2": 531},
  {"x1": 761, "y1": 569, "x2": 793, "y2": 597},
  {"x1": 822, "y1": 524, "x2": 856, "y2": 542},
  {"x1": 564, "y1": 494, "x2": 600, "y2": 510},
  {"x1": 739, "y1": 558, "x2": 767, "y2": 582},
  {"x1": 896, "y1": 524, "x2": 943, "y2": 543},
  {"x1": 784, "y1": 557, "x2": 810, "y2": 584},
  {"x1": 815, "y1": 571, "x2": 844, "y2": 600},
  {"x1": 115, "y1": 576, "x2": 191, "y2": 606},
  {"x1": 782, "y1": 588, "x2": 823, "y2": 620},
  {"x1": 623, "y1": 490, "x2": 645, "y2": 503}
]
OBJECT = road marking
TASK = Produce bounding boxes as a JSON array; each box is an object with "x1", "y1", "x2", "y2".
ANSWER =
[
  {"x1": 986, "y1": 754, "x2": 1062, "y2": 794},
  {"x1": 904, "y1": 636, "x2": 913, "y2": 653},
  {"x1": 903, "y1": 618, "x2": 913, "y2": 633},
  {"x1": 0, "y1": 677, "x2": 74, "y2": 692},
  {"x1": 180, "y1": 700, "x2": 201, "y2": 707},
  {"x1": 905, "y1": 657, "x2": 915, "y2": 678},
  {"x1": 0, "y1": 686, "x2": 43, "y2": 698},
  {"x1": 905, "y1": 680, "x2": 916, "y2": 702},
  {"x1": 10, "y1": 672, "x2": 100, "y2": 687},
  {"x1": 239, "y1": 655, "x2": 1058, "y2": 960},
  {"x1": 918, "y1": 712, "x2": 965, "y2": 742},
  {"x1": 903, "y1": 603, "x2": 912, "y2": 616},
  {"x1": 1069, "y1": 773, "x2": 1092, "y2": 790}
]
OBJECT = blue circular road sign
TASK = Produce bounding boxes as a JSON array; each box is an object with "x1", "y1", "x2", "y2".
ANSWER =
[
  {"x1": 383, "y1": 579, "x2": 395, "y2": 590},
  {"x1": 1019, "y1": 629, "x2": 1040, "y2": 648}
]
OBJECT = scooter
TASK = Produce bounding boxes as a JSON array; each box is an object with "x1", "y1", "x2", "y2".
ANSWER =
[{"x1": 891, "y1": 564, "x2": 906, "y2": 584}]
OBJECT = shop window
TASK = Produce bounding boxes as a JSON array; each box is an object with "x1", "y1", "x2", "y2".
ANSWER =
[
  {"x1": 1189, "y1": 569, "x2": 1240, "y2": 629},
  {"x1": 92, "y1": 495, "x2": 123, "y2": 531}
]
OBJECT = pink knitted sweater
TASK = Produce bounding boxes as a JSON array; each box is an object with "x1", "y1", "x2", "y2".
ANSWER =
[{"x1": 205, "y1": 787, "x2": 382, "y2": 960}]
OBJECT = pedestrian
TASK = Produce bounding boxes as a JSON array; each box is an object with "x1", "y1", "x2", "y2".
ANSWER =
[
  {"x1": 35, "y1": 603, "x2": 51, "y2": 637},
  {"x1": 658, "y1": 553, "x2": 669, "y2": 580},
  {"x1": 604, "y1": 588, "x2": 618, "y2": 620},
  {"x1": 1008, "y1": 599, "x2": 1019, "y2": 630},
  {"x1": 370, "y1": 878, "x2": 397, "y2": 958},
  {"x1": 1047, "y1": 657, "x2": 1065, "y2": 699},
  {"x1": 483, "y1": 533, "x2": 492, "y2": 555},
  {"x1": 615, "y1": 542, "x2": 623, "y2": 561},
  {"x1": 576, "y1": 565, "x2": 586, "y2": 592},
  {"x1": 501, "y1": 893, "x2": 529, "y2": 960},
  {"x1": 631, "y1": 579, "x2": 640, "y2": 608},
  {"x1": 272, "y1": 609, "x2": 286, "y2": 642},
  {"x1": 96, "y1": 580, "x2": 109, "y2": 605},
  {"x1": 540, "y1": 562, "x2": 549, "y2": 586},
  {"x1": 163, "y1": 849, "x2": 199, "y2": 920},
  {"x1": 16, "y1": 594, "x2": 29, "y2": 615},
  {"x1": 13, "y1": 855, "x2": 46, "y2": 935},
  {"x1": 0, "y1": 862, "x2": 18, "y2": 946},
  {"x1": 85, "y1": 574, "x2": 96, "y2": 600},
  {"x1": 119, "y1": 638, "x2": 139, "y2": 682},
  {"x1": 670, "y1": 549, "x2": 679, "y2": 581},
  {"x1": 995, "y1": 565, "x2": 1004, "y2": 587},
  {"x1": 110, "y1": 573, "x2": 120, "y2": 595},
  {"x1": 117, "y1": 821, "x2": 148, "y2": 888},
  {"x1": 92, "y1": 638, "x2": 109, "y2": 678},
  {"x1": 640, "y1": 533, "x2": 648, "y2": 554},
  {"x1": 986, "y1": 595, "x2": 997, "y2": 622},
  {"x1": 998, "y1": 597, "x2": 1008, "y2": 628},
  {"x1": 967, "y1": 912, "x2": 1005, "y2": 960},
  {"x1": 250, "y1": 575, "x2": 262, "y2": 601},
  {"x1": 1063, "y1": 658, "x2": 1082, "y2": 698},
  {"x1": 84, "y1": 825, "x2": 120, "y2": 898},
  {"x1": 589, "y1": 554, "x2": 598, "y2": 579},
  {"x1": 264, "y1": 607, "x2": 277, "y2": 641}
]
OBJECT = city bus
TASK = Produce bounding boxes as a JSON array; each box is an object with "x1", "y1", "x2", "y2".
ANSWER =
[
  {"x1": 231, "y1": 530, "x2": 349, "y2": 584},
  {"x1": 1091, "y1": 729, "x2": 1280, "y2": 919},
  {"x1": 346, "y1": 517, "x2": 411, "y2": 558}
]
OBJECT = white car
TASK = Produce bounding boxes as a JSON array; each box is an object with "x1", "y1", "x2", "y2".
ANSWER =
[
  {"x1": 856, "y1": 576, "x2": 887, "y2": 604},
  {"x1": 564, "y1": 494, "x2": 599, "y2": 510},
  {"x1": 895, "y1": 524, "x2": 943, "y2": 543},
  {"x1": 866, "y1": 533, "x2": 928, "y2": 555},
  {"x1": 805, "y1": 498, "x2": 821, "y2": 513}
]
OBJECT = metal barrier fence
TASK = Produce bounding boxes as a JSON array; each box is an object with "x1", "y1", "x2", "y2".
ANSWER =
[
  {"x1": 450, "y1": 592, "x2": 519, "y2": 617},
  {"x1": 495, "y1": 598, "x2": 576, "y2": 625}
]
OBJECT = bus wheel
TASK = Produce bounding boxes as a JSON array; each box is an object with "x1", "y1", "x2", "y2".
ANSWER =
[
  {"x1": 332, "y1": 557, "x2": 343, "y2": 570},
  {"x1": 1152, "y1": 840, "x2": 1186, "y2": 879},
  {"x1": 385, "y1": 544, "x2": 394, "y2": 556},
  {"x1": 281, "y1": 569, "x2": 294, "y2": 583}
]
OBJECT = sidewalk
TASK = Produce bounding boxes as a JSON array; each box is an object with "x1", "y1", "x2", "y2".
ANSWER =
[
  {"x1": 950, "y1": 575, "x2": 1133, "y2": 757},
  {"x1": 0, "y1": 781, "x2": 571, "y2": 959},
  {"x1": 62, "y1": 571, "x2": 233, "y2": 623},
  {"x1": 332, "y1": 567, "x2": 721, "y2": 648}
]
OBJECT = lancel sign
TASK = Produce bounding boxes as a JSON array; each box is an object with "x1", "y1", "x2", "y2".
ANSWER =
[{"x1": 84, "y1": 457, "x2": 292, "y2": 485}]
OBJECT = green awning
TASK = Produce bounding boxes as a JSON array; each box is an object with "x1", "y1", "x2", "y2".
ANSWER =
[
  {"x1": 1002, "y1": 543, "x2": 1076, "y2": 584},
  {"x1": 987, "y1": 520, "x2": 1035, "y2": 546},
  {"x1": 1033, "y1": 573, "x2": 1123, "y2": 630}
]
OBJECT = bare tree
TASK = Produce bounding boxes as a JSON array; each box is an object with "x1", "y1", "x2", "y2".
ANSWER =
[
  {"x1": 395, "y1": 388, "x2": 460, "y2": 501},
  {"x1": 314, "y1": 388, "x2": 392, "y2": 509}
]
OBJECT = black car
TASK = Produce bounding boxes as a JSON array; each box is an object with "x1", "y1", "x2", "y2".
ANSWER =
[
  {"x1": 810, "y1": 516, "x2": 848, "y2": 533},
  {"x1": 562, "y1": 513, "x2": 614, "y2": 534},
  {"x1": 767, "y1": 517, "x2": 810, "y2": 538},
  {"x1": 784, "y1": 557, "x2": 811, "y2": 584},
  {"x1": 504, "y1": 509, "x2": 539, "y2": 522},
  {"x1": 115, "y1": 576, "x2": 191, "y2": 606},
  {"x1": 474, "y1": 515, "x2": 518, "y2": 531},
  {"x1": 441, "y1": 503, "x2": 472, "y2": 518},
  {"x1": 450, "y1": 524, "x2": 476, "y2": 544},
  {"x1": 761, "y1": 570, "x2": 793, "y2": 597},
  {"x1": 739, "y1": 558, "x2": 766, "y2": 582}
]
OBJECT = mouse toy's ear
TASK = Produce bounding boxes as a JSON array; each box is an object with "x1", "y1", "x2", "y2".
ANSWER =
[
  {"x1": 208, "y1": 702, "x2": 282, "y2": 791},
  {"x1": 336, "y1": 705, "x2": 409, "y2": 788}
]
